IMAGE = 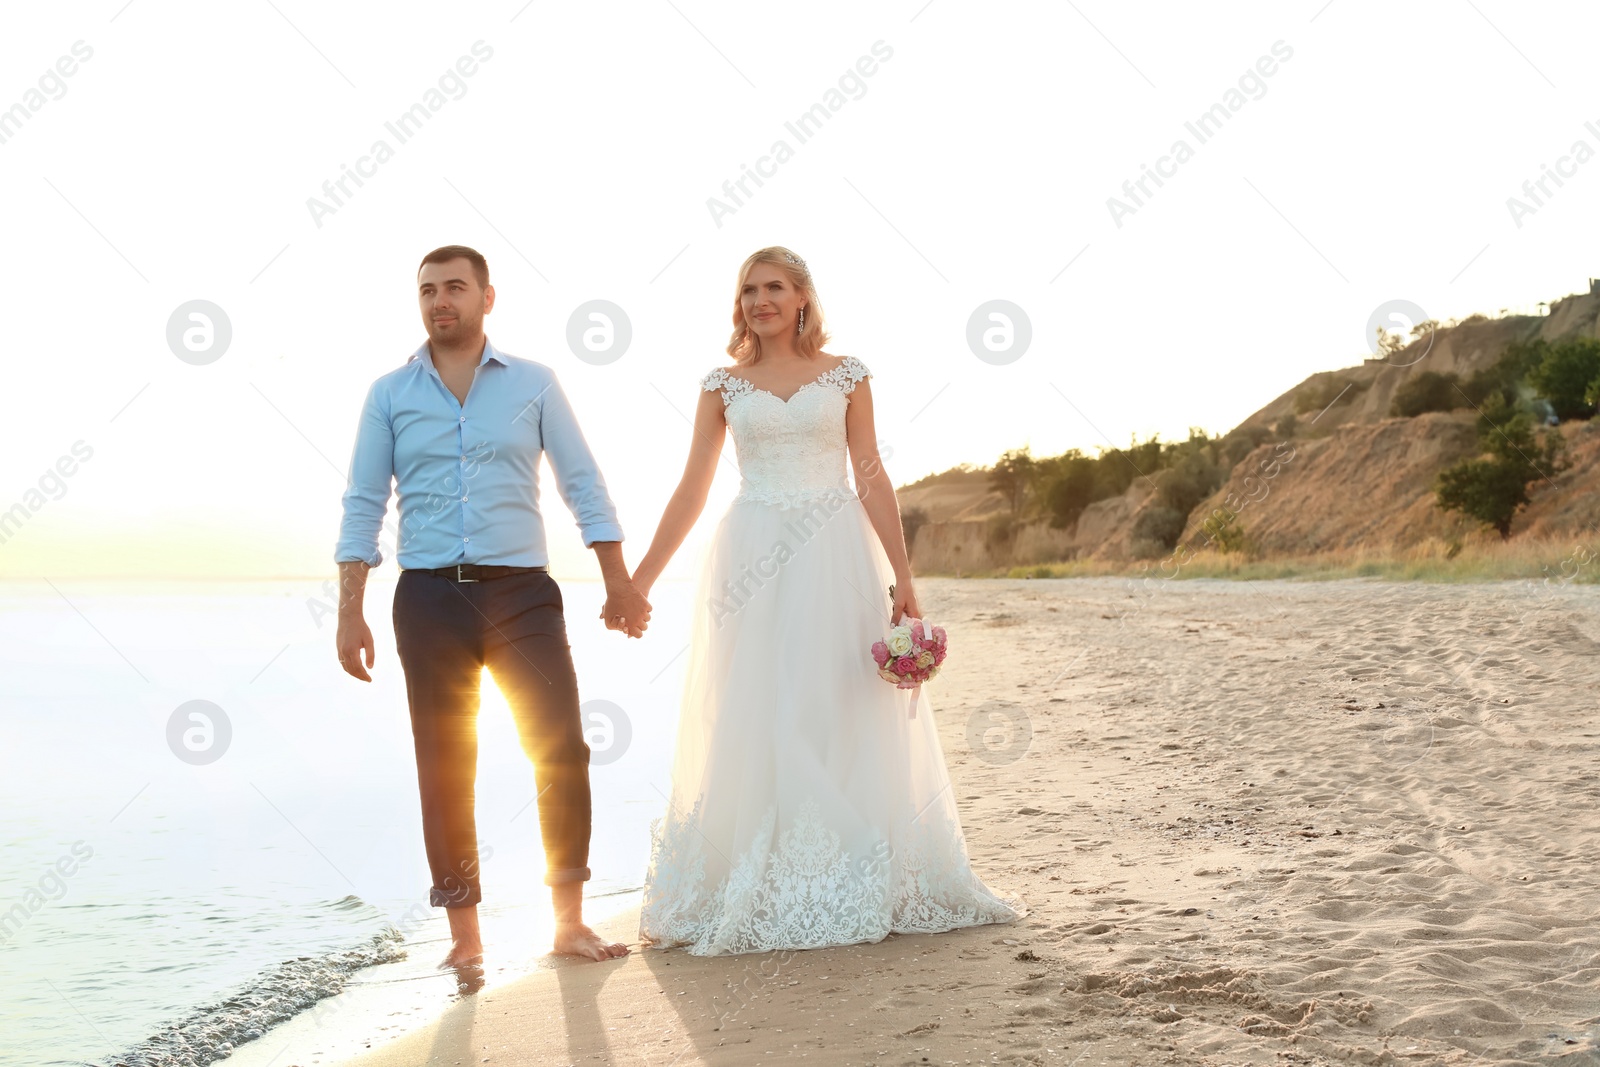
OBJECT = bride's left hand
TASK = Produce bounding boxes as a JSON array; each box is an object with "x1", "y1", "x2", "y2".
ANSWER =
[{"x1": 890, "y1": 582, "x2": 922, "y2": 625}]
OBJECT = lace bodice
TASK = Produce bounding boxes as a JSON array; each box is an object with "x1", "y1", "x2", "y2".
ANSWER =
[{"x1": 700, "y1": 356, "x2": 871, "y2": 507}]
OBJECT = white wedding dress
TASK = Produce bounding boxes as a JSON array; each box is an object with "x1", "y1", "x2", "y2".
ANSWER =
[{"x1": 637, "y1": 355, "x2": 1026, "y2": 956}]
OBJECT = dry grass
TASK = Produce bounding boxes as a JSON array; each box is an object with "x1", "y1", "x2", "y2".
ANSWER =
[{"x1": 948, "y1": 536, "x2": 1600, "y2": 584}]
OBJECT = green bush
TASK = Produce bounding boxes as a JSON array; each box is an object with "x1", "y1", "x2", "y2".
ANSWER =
[
  {"x1": 1478, "y1": 402, "x2": 1569, "y2": 471},
  {"x1": 1156, "y1": 466, "x2": 1212, "y2": 516},
  {"x1": 1390, "y1": 371, "x2": 1462, "y2": 417},
  {"x1": 984, "y1": 512, "x2": 1016, "y2": 552},
  {"x1": 1461, "y1": 338, "x2": 1547, "y2": 408},
  {"x1": 1528, "y1": 337, "x2": 1600, "y2": 420},
  {"x1": 995, "y1": 428, "x2": 1239, "y2": 549},
  {"x1": 1200, "y1": 511, "x2": 1248, "y2": 553},
  {"x1": 1131, "y1": 505, "x2": 1186, "y2": 552},
  {"x1": 1039, "y1": 452, "x2": 1098, "y2": 529},
  {"x1": 1435, "y1": 460, "x2": 1531, "y2": 539},
  {"x1": 1220, "y1": 424, "x2": 1273, "y2": 468},
  {"x1": 1156, "y1": 432, "x2": 1224, "y2": 515},
  {"x1": 1434, "y1": 403, "x2": 1571, "y2": 538},
  {"x1": 1294, "y1": 375, "x2": 1366, "y2": 416}
]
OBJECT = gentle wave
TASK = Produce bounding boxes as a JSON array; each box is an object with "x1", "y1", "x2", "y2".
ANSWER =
[{"x1": 91, "y1": 923, "x2": 406, "y2": 1067}]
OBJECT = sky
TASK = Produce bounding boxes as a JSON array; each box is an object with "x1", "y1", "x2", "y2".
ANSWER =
[{"x1": 2, "y1": 0, "x2": 1598, "y2": 581}]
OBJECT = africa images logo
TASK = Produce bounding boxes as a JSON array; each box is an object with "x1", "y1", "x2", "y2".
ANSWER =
[{"x1": 1106, "y1": 40, "x2": 1294, "y2": 228}]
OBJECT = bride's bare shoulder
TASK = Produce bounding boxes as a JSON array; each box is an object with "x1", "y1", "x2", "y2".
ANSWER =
[{"x1": 817, "y1": 352, "x2": 861, "y2": 376}]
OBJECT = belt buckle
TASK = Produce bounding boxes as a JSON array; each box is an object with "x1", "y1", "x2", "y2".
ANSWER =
[{"x1": 455, "y1": 563, "x2": 478, "y2": 583}]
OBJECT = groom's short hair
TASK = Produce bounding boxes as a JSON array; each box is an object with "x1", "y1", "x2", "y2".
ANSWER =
[{"x1": 418, "y1": 245, "x2": 490, "y2": 291}]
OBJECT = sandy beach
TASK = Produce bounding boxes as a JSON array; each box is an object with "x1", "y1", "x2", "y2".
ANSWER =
[{"x1": 317, "y1": 575, "x2": 1598, "y2": 1067}]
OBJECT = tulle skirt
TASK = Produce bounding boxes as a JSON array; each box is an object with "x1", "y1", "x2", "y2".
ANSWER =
[{"x1": 638, "y1": 491, "x2": 1026, "y2": 956}]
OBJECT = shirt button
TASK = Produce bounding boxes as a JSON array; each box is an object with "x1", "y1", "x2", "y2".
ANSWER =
[
  {"x1": 459, "y1": 416, "x2": 466, "y2": 423},
  {"x1": 463, "y1": 536, "x2": 470, "y2": 542},
  {"x1": 462, "y1": 496, "x2": 469, "y2": 502}
]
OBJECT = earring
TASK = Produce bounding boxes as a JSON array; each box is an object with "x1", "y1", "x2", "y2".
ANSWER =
[{"x1": 797, "y1": 306, "x2": 805, "y2": 334}]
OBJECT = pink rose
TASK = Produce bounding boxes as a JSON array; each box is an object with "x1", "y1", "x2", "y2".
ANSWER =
[
  {"x1": 871, "y1": 640, "x2": 890, "y2": 667},
  {"x1": 933, "y1": 647, "x2": 946, "y2": 665},
  {"x1": 894, "y1": 655, "x2": 916, "y2": 674},
  {"x1": 909, "y1": 619, "x2": 924, "y2": 642},
  {"x1": 932, "y1": 626, "x2": 947, "y2": 646}
]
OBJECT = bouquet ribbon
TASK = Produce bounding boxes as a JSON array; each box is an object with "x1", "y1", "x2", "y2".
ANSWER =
[{"x1": 900, "y1": 614, "x2": 928, "y2": 720}]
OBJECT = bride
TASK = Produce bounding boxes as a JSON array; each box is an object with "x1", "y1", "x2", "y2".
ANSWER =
[{"x1": 625, "y1": 246, "x2": 1025, "y2": 956}]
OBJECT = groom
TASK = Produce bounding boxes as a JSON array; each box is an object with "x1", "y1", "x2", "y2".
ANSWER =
[{"x1": 333, "y1": 244, "x2": 650, "y2": 966}]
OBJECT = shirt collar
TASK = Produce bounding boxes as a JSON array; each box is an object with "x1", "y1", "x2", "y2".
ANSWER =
[{"x1": 407, "y1": 336, "x2": 507, "y2": 376}]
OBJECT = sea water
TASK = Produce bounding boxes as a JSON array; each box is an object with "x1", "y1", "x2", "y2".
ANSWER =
[{"x1": 0, "y1": 576, "x2": 687, "y2": 1066}]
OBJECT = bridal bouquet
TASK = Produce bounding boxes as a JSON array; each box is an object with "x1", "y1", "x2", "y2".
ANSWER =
[{"x1": 872, "y1": 616, "x2": 946, "y2": 718}]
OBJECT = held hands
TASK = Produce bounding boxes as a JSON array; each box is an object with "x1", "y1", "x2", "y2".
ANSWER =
[{"x1": 599, "y1": 579, "x2": 652, "y2": 639}]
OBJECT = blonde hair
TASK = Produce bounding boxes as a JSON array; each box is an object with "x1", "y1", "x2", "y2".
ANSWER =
[{"x1": 725, "y1": 246, "x2": 832, "y2": 367}]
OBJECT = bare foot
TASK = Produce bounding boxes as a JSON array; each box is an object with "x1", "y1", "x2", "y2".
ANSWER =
[
  {"x1": 438, "y1": 945, "x2": 483, "y2": 970},
  {"x1": 553, "y1": 921, "x2": 630, "y2": 961},
  {"x1": 439, "y1": 904, "x2": 483, "y2": 971}
]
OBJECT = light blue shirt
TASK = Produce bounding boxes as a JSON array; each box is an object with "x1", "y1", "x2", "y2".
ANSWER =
[{"x1": 334, "y1": 336, "x2": 624, "y2": 569}]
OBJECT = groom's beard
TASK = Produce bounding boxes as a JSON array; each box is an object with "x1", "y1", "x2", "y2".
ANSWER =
[{"x1": 430, "y1": 308, "x2": 481, "y2": 342}]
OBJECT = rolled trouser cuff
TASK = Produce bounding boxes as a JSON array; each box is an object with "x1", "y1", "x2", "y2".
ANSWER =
[
  {"x1": 430, "y1": 882, "x2": 482, "y2": 908},
  {"x1": 543, "y1": 865, "x2": 592, "y2": 886}
]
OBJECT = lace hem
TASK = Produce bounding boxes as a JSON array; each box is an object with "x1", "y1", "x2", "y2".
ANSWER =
[
  {"x1": 730, "y1": 485, "x2": 855, "y2": 508},
  {"x1": 639, "y1": 794, "x2": 1025, "y2": 957}
]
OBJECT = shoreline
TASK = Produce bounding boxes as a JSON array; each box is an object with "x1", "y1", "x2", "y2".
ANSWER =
[
  {"x1": 233, "y1": 576, "x2": 1597, "y2": 1065},
  {"x1": 216, "y1": 890, "x2": 646, "y2": 1067}
]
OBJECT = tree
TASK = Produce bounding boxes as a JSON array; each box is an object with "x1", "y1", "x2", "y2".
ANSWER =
[
  {"x1": 1585, "y1": 372, "x2": 1600, "y2": 411},
  {"x1": 1374, "y1": 325, "x2": 1407, "y2": 361},
  {"x1": 1155, "y1": 430, "x2": 1223, "y2": 515},
  {"x1": 1479, "y1": 404, "x2": 1569, "y2": 476},
  {"x1": 988, "y1": 447, "x2": 1035, "y2": 518},
  {"x1": 1460, "y1": 337, "x2": 1548, "y2": 408},
  {"x1": 1528, "y1": 337, "x2": 1600, "y2": 420},
  {"x1": 1040, "y1": 451, "x2": 1097, "y2": 529},
  {"x1": 1434, "y1": 404, "x2": 1570, "y2": 538},
  {"x1": 1435, "y1": 460, "x2": 1530, "y2": 539}
]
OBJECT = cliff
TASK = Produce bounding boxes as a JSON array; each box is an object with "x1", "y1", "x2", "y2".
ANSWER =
[{"x1": 901, "y1": 286, "x2": 1600, "y2": 572}]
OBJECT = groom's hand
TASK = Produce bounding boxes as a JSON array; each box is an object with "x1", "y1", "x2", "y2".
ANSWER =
[
  {"x1": 336, "y1": 613, "x2": 376, "y2": 681},
  {"x1": 599, "y1": 582, "x2": 651, "y2": 639}
]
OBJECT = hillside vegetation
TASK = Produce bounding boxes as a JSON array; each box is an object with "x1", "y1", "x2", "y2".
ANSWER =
[{"x1": 898, "y1": 285, "x2": 1600, "y2": 579}]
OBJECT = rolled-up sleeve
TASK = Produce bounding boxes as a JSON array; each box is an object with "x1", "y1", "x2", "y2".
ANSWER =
[
  {"x1": 334, "y1": 381, "x2": 394, "y2": 566},
  {"x1": 539, "y1": 371, "x2": 624, "y2": 546}
]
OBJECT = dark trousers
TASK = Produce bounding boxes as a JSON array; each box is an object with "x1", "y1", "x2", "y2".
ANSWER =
[{"x1": 392, "y1": 569, "x2": 592, "y2": 908}]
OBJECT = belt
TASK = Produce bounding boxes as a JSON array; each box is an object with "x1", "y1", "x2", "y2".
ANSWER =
[{"x1": 410, "y1": 563, "x2": 548, "y2": 583}]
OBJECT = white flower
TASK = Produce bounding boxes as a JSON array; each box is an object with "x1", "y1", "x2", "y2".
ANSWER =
[{"x1": 887, "y1": 627, "x2": 913, "y2": 656}]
